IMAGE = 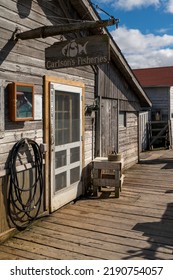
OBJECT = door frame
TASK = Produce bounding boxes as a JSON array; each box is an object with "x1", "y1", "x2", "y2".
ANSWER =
[{"x1": 43, "y1": 76, "x2": 85, "y2": 212}]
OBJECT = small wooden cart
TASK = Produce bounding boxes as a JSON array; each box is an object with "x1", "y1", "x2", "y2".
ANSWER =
[{"x1": 92, "y1": 157, "x2": 124, "y2": 197}]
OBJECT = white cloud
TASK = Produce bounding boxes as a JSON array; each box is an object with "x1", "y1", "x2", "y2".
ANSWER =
[
  {"x1": 96, "y1": 0, "x2": 173, "y2": 12},
  {"x1": 94, "y1": 0, "x2": 173, "y2": 67},
  {"x1": 96, "y1": 0, "x2": 160, "y2": 10},
  {"x1": 111, "y1": 26, "x2": 173, "y2": 68},
  {"x1": 115, "y1": 0, "x2": 160, "y2": 10},
  {"x1": 166, "y1": 0, "x2": 173, "y2": 12}
]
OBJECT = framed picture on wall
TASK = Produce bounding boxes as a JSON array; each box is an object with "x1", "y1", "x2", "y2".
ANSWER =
[{"x1": 9, "y1": 82, "x2": 34, "y2": 121}]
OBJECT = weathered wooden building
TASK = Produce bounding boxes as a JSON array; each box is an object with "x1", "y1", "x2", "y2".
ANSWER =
[
  {"x1": 134, "y1": 66, "x2": 173, "y2": 149},
  {"x1": 0, "y1": 0, "x2": 151, "y2": 240}
]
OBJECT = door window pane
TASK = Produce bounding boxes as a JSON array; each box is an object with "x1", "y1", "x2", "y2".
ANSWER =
[
  {"x1": 72, "y1": 93, "x2": 80, "y2": 142},
  {"x1": 55, "y1": 150, "x2": 66, "y2": 169},
  {"x1": 55, "y1": 172, "x2": 66, "y2": 191},
  {"x1": 70, "y1": 147, "x2": 80, "y2": 163},
  {"x1": 55, "y1": 92, "x2": 71, "y2": 145},
  {"x1": 70, "y1": 166, "x2": 80, "y2": 185}
]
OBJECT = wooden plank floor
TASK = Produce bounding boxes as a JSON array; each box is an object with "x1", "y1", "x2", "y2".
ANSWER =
[{"x1": 0, "y1": 149, "x2": 173, "y2": 260}]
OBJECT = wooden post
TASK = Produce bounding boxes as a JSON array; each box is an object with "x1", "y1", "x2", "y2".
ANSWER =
[
  {"x1": 16, "y1": 18, "x2": 118, "y2": 40},
  {"x1": 117, "y1": 99, "x2": 119, "y2": 153}
]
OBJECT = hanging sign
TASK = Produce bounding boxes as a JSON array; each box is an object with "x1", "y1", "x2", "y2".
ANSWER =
[{"x1": 45, "y1": 34, "x2": 110, "y2": 69}]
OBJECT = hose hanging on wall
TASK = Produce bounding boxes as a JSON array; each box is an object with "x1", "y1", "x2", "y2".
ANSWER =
[{"x1": 8, "y1": 138, "x2": 44, "y2": 230}]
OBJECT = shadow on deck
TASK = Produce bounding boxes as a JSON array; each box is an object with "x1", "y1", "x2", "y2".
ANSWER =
[
  {"x1": 126, "y1": 201, "x2": 173, "y2": 260},
  {"x1": 0, "y1": 149, "x2": 173, "y2": 259}
]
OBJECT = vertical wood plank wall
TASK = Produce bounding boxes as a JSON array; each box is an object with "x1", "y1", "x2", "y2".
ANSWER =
[
  {"x1": 139, "y1": 111, "x2": 149, "y2": 152},
  {"x1": 144, "y1": 87, "x2": 169, "y2": 120},
  {"x1": 170, "y1": 87, "x2": 173, "y2": 142},
  {"x1": 97, "y1": 63, "x2": 141, "y2": 169},
  {"x1": 101, "y1": 99, "x2": 118, "y2": 156},
  {"x1": 119, "y1": 112, "x2": 138, "y2": 168}
]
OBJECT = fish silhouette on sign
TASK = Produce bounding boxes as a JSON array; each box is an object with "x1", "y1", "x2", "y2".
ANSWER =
[{"x1": 62, "y1": 40, "x2": 88, "y2": 57}]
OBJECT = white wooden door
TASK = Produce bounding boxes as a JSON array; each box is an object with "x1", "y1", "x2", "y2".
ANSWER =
[{"x1": 50, "y1": 83, "x2": 83, "y2": 212}]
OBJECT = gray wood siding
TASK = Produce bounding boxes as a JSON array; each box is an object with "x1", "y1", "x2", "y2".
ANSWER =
[
  {"x1": 100, "y1": 98, "x2": 118, "y2": 156},
  {"x1": 119, "y1": 112, "x2": 138, "y2": 169},
  {"x1": 139, "y1": 111, "x2": 149, "y2": 152},
  {"x1": 97, "y1": 62, "x2": 141, "y2": 168},
  {"x1": 144, "y1": 87, "x2": 169, "y2": 121},
  {"x1": 0, "y1": 0, "x2": 95, "y2": 234},
  {"x1": 170, "y1": 87, "x2": 173, "y2": 118},
  {"x1": 170, "y1": 86, "x2": 173, "y2": 143},
  {"x1": 98, "y1": 63, "x2": 141, "y2": 109}
]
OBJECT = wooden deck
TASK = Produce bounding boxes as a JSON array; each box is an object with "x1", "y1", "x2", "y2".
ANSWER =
[{"x1": 0, "y1": 149, "x2": 173, "y2": 260}]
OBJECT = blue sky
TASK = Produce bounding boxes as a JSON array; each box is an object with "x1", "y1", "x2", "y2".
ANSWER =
[{"x1": 91, "y1": 0, "x2": 173, "y2": 69}]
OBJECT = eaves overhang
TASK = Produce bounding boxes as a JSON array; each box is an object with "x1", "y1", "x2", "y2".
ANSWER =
[{"x1": 70, "y1": 0, "x2": 152, "y2": 108}]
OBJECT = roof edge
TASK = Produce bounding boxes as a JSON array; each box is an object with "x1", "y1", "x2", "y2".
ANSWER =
[{"x1": 70, "y1": 0, "x2": 152, "y2": 107}]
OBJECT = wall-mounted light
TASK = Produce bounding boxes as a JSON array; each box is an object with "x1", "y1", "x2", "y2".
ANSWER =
[{"x1": 85, "y1": 98, "x2": 99, "y2": 116}]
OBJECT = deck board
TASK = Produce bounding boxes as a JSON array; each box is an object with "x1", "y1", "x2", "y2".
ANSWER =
[{"x1": 0, "y1": 149, "x2": 173, "y2": 259}]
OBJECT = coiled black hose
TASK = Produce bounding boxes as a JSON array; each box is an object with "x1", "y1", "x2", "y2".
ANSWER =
[{"x1": 8, "y1": 138, "x2": 44, "y2": 230}]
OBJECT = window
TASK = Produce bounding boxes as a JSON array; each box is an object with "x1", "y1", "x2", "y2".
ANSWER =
[
  {"x1": 8, "y1": 82, "x2": 34, "y2": 121},
  {"x1": 119, "y1": 111, "x2": 126, "y2": 127}
]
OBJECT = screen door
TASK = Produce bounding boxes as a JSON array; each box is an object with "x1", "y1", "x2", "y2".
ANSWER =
[{"x1": 50, "y1": 83, "x2": 83, "y2": 212}]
